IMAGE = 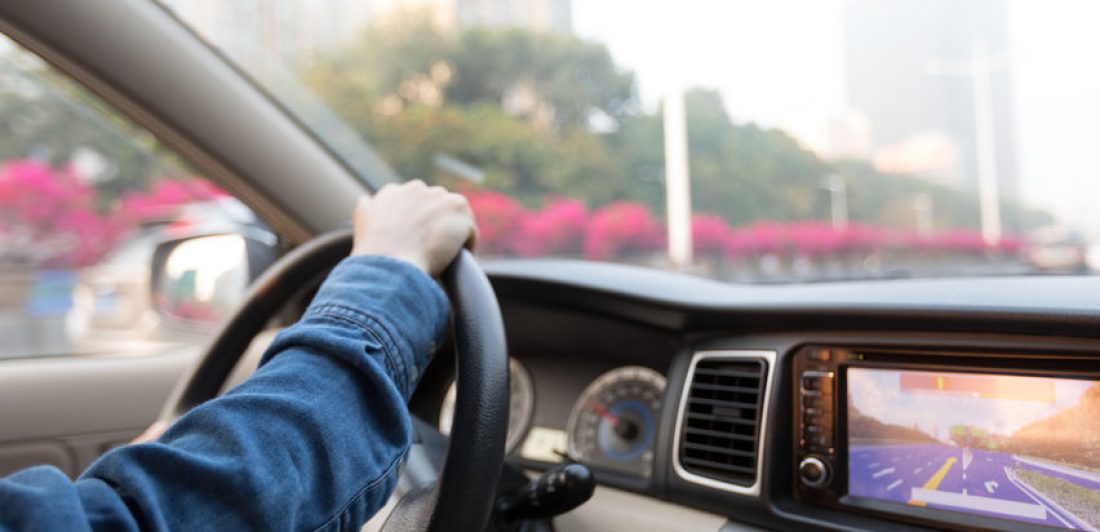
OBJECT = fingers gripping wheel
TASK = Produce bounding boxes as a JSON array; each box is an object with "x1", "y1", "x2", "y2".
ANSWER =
[{"x1": 159, "y1": 229, "x2": 509, "y2": 532}]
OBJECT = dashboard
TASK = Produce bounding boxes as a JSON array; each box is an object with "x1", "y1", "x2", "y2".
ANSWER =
[{"x1": 415, "y1": 258, "x2": 1100, "y2": 531}]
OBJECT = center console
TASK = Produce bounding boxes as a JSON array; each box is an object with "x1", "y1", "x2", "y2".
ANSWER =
[{"x1": 792, "y1": 346, "x2": 1100, "y2": 531}]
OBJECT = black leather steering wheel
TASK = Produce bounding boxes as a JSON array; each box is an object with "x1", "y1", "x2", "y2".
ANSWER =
[{"x1": 159, "y1": 229, "x2": 509, "y2": 532}]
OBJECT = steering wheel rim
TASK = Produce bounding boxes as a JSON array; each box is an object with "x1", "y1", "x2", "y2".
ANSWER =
[{"x1": 159, "y1": 229, "x2": 510, "y2": 532}]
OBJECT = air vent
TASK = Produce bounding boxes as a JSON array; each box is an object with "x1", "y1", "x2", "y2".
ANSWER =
[{"x1": 675, "y1": 351, "x2": 773, "y2": 493}]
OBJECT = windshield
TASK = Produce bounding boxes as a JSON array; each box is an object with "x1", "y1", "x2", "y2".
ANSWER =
[{"x1": 160, "y1": 0, "x2": 1099, "y2": 283}]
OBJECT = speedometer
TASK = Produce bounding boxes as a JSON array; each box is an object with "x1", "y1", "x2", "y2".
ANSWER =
[
  {"x1": 439, "y1": 357, "x2": 534, "y2": 454},
  {"x1": 566, "y1": 366, "x2": 666, "y2": 478}
]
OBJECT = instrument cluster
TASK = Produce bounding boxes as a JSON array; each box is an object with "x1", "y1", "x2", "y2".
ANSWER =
[{"x1": 439, "y1": 358, "x2": 667, "y2": 479}]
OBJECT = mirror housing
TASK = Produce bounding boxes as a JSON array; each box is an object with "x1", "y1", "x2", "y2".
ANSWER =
[{"x1": 150, "y1": 234, "x2": 278, "y2": 329}]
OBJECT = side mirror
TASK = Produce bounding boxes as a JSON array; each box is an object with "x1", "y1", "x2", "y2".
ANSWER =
[{"x1": 150, "y1": 234, "x2": 278, "y2": 329}]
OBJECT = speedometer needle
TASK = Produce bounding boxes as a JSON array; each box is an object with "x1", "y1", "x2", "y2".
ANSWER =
[{"x1": 590, "y1": 402, "x2": 619, "y2": 427}]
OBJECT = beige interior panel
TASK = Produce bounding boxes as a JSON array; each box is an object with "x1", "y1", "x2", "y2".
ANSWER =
[
  {"x1": 553, "y1": 484, "x2": 741, "y2": 532},
  {"x1": 0, "y1": 440, "x2": 74, "y2": 477},
  {"x1": 0, "y1": 347, "x2": 198, "y2": 476}
]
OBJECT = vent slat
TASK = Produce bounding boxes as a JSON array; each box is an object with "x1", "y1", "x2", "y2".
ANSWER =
[
  {"x1": 686, "y1": 412, "x2": 757, "y2": 426},
  {"x1": 686, "y1": 397, "x2": 759, "y2": 409},
  {"x1": 684, "y1": 426, "x2": 757, "y2": 442},
  {"x1": 682, "y1": 441, "x2": 757, "y2": 457},
  {"x1": 693, "y1": 368, "x2": 761, "y2": 380},
  {"x1": 681, "y1": 457, "x2": 757, "y2": 475},
  {"x1": 678, "y1": 357, "x2": 767, "y2": 488},
  {"x1": 688, "y1": 382, "x2": 760, "y2": 394}
]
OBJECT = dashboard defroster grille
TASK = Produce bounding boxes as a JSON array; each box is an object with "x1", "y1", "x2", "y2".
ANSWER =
[{"x1": 678, "y1": 358, "x2": 767, "y2": 487}]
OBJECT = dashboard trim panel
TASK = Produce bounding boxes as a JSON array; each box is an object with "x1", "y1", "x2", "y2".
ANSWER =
[{"x1": 671, "y1": 349, "x2": 777, "y2": 497}]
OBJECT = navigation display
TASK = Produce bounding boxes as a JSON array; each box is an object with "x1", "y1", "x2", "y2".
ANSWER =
[{"x1": 847, "y1": 368, "x2": 1100, "y2": 529}]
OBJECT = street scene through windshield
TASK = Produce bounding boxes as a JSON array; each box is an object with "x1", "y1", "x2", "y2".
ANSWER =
[
  {"x1": 158, "y1": 0, "x2": 1100, "y2": 282},
  {"x1": 2, "y1": 1, "x2": 1100, "y2": 360}
]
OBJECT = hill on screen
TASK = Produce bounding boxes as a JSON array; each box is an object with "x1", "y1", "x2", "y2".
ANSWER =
[
  {"x1": 848, "y1": 402, "x2": 938, "y2": 445},
  {"x1": 1007, "y1": 382, "x2": 1100, "y2": 469}
]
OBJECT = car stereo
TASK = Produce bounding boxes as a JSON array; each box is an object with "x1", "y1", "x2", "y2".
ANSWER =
[{"x1": 793, "y1": 347, "x2": 1100, "y2": 531}]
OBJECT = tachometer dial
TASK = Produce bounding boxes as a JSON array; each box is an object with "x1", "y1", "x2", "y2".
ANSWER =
[
  {"x1": 439, "y1": 357, "x2": 534, "y2": 454},
  {"x1": 566, "y1": 366, "x2": 666, "y2": 478}
]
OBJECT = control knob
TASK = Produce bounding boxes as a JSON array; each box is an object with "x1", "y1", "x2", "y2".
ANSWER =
[{"x1": 799, "y1": 456, "x2": 831, "y2": 488}]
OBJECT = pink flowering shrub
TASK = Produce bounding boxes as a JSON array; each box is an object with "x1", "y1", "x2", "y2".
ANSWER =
[
  {"x1": 118, "y1": 179, "x2": 228, "y2": 224},
  {"x1": 692, "y1": 215, "x2": 731, "y2": 258},
  {"x1": 996, "y1": 234, "x2": 1025, "y2": 254},
  {"x1": 460, "y1": 188, "x2": 525, "y2": 255},
  {"x1": 584, "y1": 201, "x2": 663, "y2": 260},
  {"x1": 0, "y1": 160, "x2": 122, "y2": 267},
  {"x1": 924, "y1": 229, "x2": 988, "y2": 253},
  {"x1": 450, "y1": 186, "x2": 1024, "y2": 263},
  {"x1": 514, "y1": 197, "x2": 588, "y2": 257},
  {"x1": 0, "y1": 158, "x2": 229, "y2": 267}
]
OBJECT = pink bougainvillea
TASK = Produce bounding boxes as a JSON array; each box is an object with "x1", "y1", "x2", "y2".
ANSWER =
[
  {"x1": 460, "y1": 188, "x2": 525, "y2": 255},
  {"x1": 0, "y1": 160, "x2": 122, "y2": 267},
  {"x1": 0, "y1": 158, "x2": 231, "y2": 268},
  {"x1": 118, "y1": 179, "x2": 228, "y2": 223},
  {"x1": 433, "y1": 185, "x2": 1028, "y2": 263},
  {"x1": 691, "y1": 214, "x2": 731, "y2": 258},
  {"x1": 584, "y1": 201, "x2": 663, "y2": 260},
  {"x1": 514, "y1": 197, "x2": 588, "y2": 257},
  {"x1": 925, "y1": 229, "x2": 988, "y2": 253}
]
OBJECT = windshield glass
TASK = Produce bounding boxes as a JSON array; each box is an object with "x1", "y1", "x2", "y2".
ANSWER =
[{"x1": 160, "y1": 0, "x2": 1099, "y2": 283}]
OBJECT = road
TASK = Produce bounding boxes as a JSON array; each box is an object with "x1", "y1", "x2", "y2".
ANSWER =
[{"x1": 850, "y1": 444, "x2": 1098, "y2": 530}]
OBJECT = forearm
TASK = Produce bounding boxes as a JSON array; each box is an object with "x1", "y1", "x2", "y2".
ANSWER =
[
  {"x1": 0, "y1": 256, "x2": 448, "y2": 531},
  {"x1": 82, "y1": 348, "x2": 409, "y2": 530}
]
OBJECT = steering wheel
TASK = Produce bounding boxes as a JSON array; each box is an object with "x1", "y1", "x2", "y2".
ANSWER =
[{"x1": 158, "y1": 229, "x2": 509, "y2": 532}]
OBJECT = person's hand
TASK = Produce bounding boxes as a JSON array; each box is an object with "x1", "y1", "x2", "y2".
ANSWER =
[
  {"x1": 351, "y1": 180, "x2": 477, "y2": 277},
  {"x1": 130, "y1": 421, "x2": 168, "y2": 444}
]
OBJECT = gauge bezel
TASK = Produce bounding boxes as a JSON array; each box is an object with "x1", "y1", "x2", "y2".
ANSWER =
[
  {"x1": 565, "y1": 365, "x2": 668, "y2": 477},
  {"x1": 438, "y1": 357, "x2": 535, "y2": 454}
]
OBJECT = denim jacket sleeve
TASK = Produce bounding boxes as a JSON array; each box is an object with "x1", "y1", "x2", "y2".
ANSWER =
[{"x1": 0, "y1": 255, "x2": 449, "y2": 532}]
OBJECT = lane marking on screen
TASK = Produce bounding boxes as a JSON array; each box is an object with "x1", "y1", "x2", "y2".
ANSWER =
[
  {"x1": 907, "y1": 457, "x2": 956, "y2": 507},
  {"x1": 909, "y1": 488, "x2": 1047, "y2": 520}
]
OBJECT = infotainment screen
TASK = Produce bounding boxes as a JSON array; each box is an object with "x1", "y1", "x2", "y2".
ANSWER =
[{"x1": 847, "y1": 368, "x2": 1100, "y2": 530}]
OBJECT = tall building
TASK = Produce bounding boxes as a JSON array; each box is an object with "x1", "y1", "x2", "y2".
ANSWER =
[
  {"x1": 374, "y1": 0, "x2": 571, "y2": 34},
  {"x1": 842, "y1": 0, "x2": 1018, "y2": 198},
  {"x1": 163, "y1": 0, "x2": 571, "y2": 65},
  {"x1": 457, "y1": 0, "x2": 571, "y2": 34},
  {"x1": 160, "y1": 0, "x2": 373, "y2": 64}
]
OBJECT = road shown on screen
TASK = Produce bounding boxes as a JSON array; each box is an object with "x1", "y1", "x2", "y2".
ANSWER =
[
  {"x1": 850, "y1": 444, "x2": 1100, "y2": 529},
  {"x1": 847, "y1": 368, "x2": 1100, "y2": 530}
]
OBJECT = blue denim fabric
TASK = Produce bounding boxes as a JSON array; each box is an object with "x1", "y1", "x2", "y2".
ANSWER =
[{"x1": 0, "y1": 255, "x2": 449, "y2": 531}]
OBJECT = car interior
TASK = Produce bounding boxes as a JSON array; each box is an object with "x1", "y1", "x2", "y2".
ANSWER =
[{"x1": 2, "y1": 1, "x2": 1100, "y2": 531}]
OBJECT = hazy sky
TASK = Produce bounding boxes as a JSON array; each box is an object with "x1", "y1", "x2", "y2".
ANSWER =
[
  {"x1": 574, "y1": 1, "x2": 1100, "y2": 236},
  {"x1": 849, "y1": 368, "x2": 1092, "y2": 441}
]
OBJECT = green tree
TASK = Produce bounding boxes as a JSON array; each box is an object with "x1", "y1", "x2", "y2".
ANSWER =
[
  {"x1": 447, "y1": 28, "x2": 637, "y2": 129},
  {"x1": 304, "y1": 18, "x2": 1050, "y2": 234},
  {"x1": 304, "y1": 17, "x2": 632, "y2": 206},
  {"x1": 611, "y1": 88, "x2": 829, "y2": 223},
  {"x1": 0, "y1": 51, "x2": 188, "y2": 207}
]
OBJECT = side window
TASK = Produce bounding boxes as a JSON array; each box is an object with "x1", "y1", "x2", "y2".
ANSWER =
[{"x1": 0, "y1": 35, "x2": 269, "y2": 360}]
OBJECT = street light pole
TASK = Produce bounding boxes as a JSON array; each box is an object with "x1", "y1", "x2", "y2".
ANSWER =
[
  {"x1": 663, "y1": 88, "x2": 693, "y2": 270},
  {"x1": 971, "y1": 39, "x2": 1002, "y2": 246},
  {"x1": 825, "y1": 174, "x2": 849, "y2": 230},
  {"x1": 914, "y1": 192, "x2": 933, "y2": 236},
  {"x1": 925, "y1": 39, "x2": 1007, "y2": 247}
]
